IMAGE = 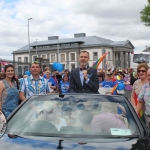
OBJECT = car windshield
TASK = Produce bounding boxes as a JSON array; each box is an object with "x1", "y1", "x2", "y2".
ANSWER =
[{"x1": 7, "y1": 94, "x2": 139, "y2": 138}]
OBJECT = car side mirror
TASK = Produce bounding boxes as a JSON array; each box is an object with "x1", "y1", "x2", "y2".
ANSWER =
[{"x1": 0, "y1": 110, "x2": 7, "y2": 138}]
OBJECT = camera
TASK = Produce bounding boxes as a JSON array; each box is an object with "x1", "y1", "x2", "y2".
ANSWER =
[{"x1": 56, "y1": 74, "x2": 62, "y2": 80}]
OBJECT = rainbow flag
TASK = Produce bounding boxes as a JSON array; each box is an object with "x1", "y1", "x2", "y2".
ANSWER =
[
  {"x1": 111, "y1": 83, "x2": 118, "y2": 93},
  {"x1": 93, "y1": 52, "x2": 108, "y2": 69}
]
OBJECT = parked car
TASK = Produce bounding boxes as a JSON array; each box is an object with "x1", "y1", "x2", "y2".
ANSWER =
[{"x1": 0, "y1": 94, "x2": 150, "y2": 150}]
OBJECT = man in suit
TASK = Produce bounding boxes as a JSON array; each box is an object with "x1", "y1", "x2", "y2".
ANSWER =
[{"x1": 70, "y1": 51, "x2": 99, "y2": 93}]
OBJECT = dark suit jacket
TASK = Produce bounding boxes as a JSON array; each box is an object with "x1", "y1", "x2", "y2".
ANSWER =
[{"x1": 70, "y1": 67, "x2": 99, "y2": 93}]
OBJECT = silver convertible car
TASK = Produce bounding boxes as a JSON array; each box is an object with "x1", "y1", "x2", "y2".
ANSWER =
[{"x1": 0, "y1": 94, "x2": 150, "y2": 150}]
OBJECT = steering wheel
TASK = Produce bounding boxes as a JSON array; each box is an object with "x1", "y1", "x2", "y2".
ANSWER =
[{"x1": 24, "y1": 120, "x2": 58, "y2": 133}]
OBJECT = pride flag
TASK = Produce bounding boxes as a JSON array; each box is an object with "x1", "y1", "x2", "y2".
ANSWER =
[
  {"x1": 111, "y1": 83, "x2": 118, "y2": 93},
  {"x1": 93, "y1": 52, "x2": 108, "y2": 69}
]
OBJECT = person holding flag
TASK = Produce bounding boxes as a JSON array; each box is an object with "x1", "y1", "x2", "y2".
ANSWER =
[
  {"x1": 113, "y1": 73, "x2": 125, "y2": 95},
  {"x1": 136, "y1": 68, "x2": 150, "y2": 129},
  {"x1": 131, "y1": 63, "x2": 148, "y2": 124}
]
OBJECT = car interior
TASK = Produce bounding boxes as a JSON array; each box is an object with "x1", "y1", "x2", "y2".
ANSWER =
[{"x1": 7, "y1": 95, "x2": 138, "y2": 137}]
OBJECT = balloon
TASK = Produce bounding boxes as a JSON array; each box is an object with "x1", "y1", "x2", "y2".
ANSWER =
[
  {"x1": 52, "y1": 62, "x2": 58, "y2": 70},
  {"x1": 52, "y1": 62, "x2": 63, "y2": 72},
  {"x1": 117, "y1": 83, "x2": 125, "y2": 90},
  {"x1": 117, "y1": 75, "x2": 120, "y2": 80},
  {"x1": 25, "y1": 71, "x2": 31, "y2": 76}
]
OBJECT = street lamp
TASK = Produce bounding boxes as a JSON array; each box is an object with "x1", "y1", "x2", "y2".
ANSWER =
[
  {"x1": 36, "y1": 39, "x2": 38, "y2": 57},
  {"x1": 28, "y1": 18, "x2": 32, "y2": 63},
  {"x1": 57, "y1": 42, "x2": 59, "y2": 62}
]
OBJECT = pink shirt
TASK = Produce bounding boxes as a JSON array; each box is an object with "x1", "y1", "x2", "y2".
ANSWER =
[{"x1": 91, "y1": 112, "x2": 127, "y2": 132}]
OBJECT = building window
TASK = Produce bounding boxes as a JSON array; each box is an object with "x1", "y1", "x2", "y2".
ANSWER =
[
  {"x1": 60, "y1": 54, "x2": 65, "y2": 62},
  {"x1": 18, "y1": 57, "x2": 21, "y2": 62},
  {"x1": 52, "y1": 45, "x2": 57, "y2": 48},
  {"x1": 24, "y1": 57, "x2": 28, "y2": 63},
  {"x1": 62, "y1": 64, "x2": 65, "y2": 69},
  {"x1": 93, "y1": 52, "x2": 98, "y2": 60},
  {"x1": 108, "y1": 52, "x2": 111, "y2": 60},
  {"x1": 18, "y1": 66, "x2": 22, "y2": 78},
  {"x1": 70, "y1": 53, "x2": 75, "y2": 61},
  {"x1": 24, "y1": 66, "x2": 29, "y2": 74},
  {"x1": 41, "y1": 55, "x2": 46, "y2": 59},
  {"x1": 43, "y1": 46, "x2": 48, "y2": 49},
  {"x1": 51, "y1": 54, "x2": 55, "y2": 62},
  {"x1": 71, "y1": 63, "x2": 75, "y2": 69},
  {"x1": 33, "y1": 56, "x2": 37, "y2": 61}
]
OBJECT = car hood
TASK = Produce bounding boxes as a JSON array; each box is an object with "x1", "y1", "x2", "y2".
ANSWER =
[{"x1": 0, "y1": 134, "x2": 147, "y2": 150}]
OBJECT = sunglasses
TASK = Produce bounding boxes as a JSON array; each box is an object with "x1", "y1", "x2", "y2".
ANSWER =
[
  {"x1": 138, "y1": 70, "x2": 146, "y2": 73},
  {"x1": 31, "y1": 61, "x2": 39, "y2": 64}
]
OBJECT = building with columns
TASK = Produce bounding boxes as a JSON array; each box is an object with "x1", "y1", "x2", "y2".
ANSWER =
[{"x1": 12, "y1": 33, "x2": 134, "y2": 76}]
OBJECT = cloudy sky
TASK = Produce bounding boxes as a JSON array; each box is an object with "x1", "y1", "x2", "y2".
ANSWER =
[{"x1": 0, "y1": 0, "x2": 149, "y2": 60}]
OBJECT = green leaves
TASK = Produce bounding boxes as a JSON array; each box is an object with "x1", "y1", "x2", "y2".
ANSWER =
[{"x1": 140, "y1": 1, "x2": 150, "y2": 27}]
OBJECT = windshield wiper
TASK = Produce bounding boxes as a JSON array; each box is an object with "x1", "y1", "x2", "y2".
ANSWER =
[{"x1": 99, "y1": 135, "x2": 139, "y2": 138}]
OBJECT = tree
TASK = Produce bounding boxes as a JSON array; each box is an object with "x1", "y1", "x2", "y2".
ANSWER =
[{"x1": 140, "y1": 0, "x2": 150, "y2": 27}]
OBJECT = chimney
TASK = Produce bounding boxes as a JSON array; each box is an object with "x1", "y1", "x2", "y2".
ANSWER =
[
  {"x1": 74, "y1": 33, "x2": 86, "y2": 38},
  {"x1": 48, "y1": 36, "x2": 59, "y2": 40}
]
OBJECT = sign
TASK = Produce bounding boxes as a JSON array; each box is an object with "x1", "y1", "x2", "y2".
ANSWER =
[{"x1": 42, "y1": 59, "x2": 49, "y2": 64}]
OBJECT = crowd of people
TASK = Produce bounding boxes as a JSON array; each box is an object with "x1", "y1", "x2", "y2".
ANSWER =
[{"x1": 0, "y1": 50, "x2": 150, "y2": 131}]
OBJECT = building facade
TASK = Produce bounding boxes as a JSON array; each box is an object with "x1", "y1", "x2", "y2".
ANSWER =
[{"x1": 12, "y1": 33, "x2": 134, "y2": 76}]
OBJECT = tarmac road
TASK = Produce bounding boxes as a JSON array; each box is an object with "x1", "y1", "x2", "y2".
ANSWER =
[{"x1": 124, "y1": 90, "x2": 132, "y2": 101}]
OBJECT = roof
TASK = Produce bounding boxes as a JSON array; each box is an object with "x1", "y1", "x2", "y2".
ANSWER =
[
  {"x1": 13, "y1": 36, "x2": 134, "y2": 54},
  {"x1": 30, "y1": 36, "x2": 113, "y2": 47},
  {"x1": 143, "y1": 46, "x2": 150, "y2": 52},
  {"x1": 111, "y1": 40, "x2": 134, "y2": 48},
  {"x1": 111, "y1": 41, "x2": 127, "y2": 46}
]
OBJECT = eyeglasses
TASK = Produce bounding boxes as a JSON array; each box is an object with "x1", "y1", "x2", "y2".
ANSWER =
[
  {"x1": 31, "y1": 61, "x2": 39, "y2": 64},
  {"x1": 138, "y1": 70, "x2": 146, "y2": 73}
]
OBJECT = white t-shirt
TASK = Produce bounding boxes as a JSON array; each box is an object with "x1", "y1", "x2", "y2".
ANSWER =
[{"x1": 51, "y1": 118, "x2": 67, "y2": 131}]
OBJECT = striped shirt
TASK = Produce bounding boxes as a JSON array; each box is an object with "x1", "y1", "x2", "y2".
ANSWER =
[
  {"x1": 138, "y1": 83, "x2": 150, "y2": 115},
  {"x1": 20, "y1": 75, "x2": 49, "y2": 99}
]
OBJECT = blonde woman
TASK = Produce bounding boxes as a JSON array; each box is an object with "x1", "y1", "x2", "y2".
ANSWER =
[
  {"x1": 131, "y1": 63, "x2": 148, "y2": 109},
  {"x1": 45, "y1": 71, "x2": 56, "y2": 93}
]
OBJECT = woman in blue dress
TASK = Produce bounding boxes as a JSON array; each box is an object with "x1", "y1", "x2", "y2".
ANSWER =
[
  {"x1": 0, "y1": 64, "x2": 20, "y2": 117},
  {"x1": 60, "y1": 75, "x2": 70, "y2": 93}
]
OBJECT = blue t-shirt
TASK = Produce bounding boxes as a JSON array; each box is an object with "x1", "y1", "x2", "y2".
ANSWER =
[
  {"x1": 43, "y1": 74, "x2": 46, "y2": 78},
  {"x1": 101, "y1": 80, "x2": 114, "y2": 88},
  {"x1": 48, "y1": 77, "x2": 56, "y2": 86},
  {"x1": 60, "y1": 81, "x2": 70, "y2": 93}
]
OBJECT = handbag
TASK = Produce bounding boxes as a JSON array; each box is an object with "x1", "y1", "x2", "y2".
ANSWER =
[{"x1": 117, "y1": 90, "x2": 125, "y2": 95}]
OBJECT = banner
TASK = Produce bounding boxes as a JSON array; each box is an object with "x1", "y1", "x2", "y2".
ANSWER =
[{"x1": 0, "y1": 61, "x2": 9, "y2": 72}]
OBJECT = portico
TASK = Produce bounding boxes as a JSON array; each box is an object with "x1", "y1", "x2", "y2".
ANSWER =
[{"x1": 113, "y1": 40, "x2": 134, "y2": 68}]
